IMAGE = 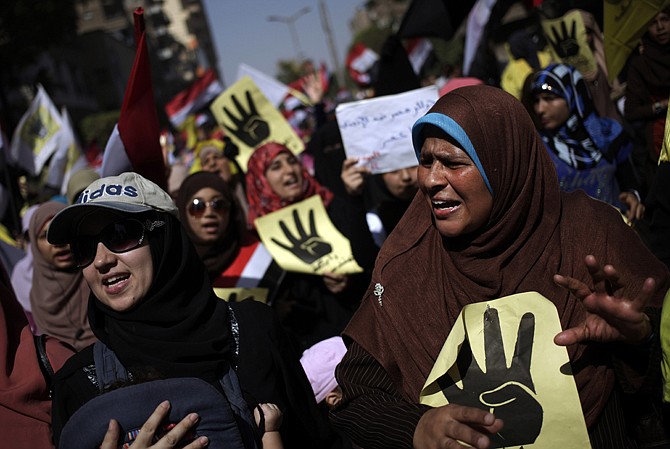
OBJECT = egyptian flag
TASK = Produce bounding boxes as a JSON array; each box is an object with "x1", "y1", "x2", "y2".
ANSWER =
[
  {"x1": 405, "y1": 37, "x2": 434, "y2": 76},
  {"x1": 346, "y1": 43, "x2": 379, "y2": 87},
  {"x1": 165, "y1": 68, "x2": 223, "y2": 128},
  {"x1": 101, "y1": 8, "x2": 167, "y2": 190},
  {"x1": 212, "y1": 237, "x2": 284, "y2": 305}
]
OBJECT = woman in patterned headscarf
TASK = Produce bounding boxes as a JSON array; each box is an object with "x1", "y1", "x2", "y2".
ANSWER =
[{"x1": 527, "y1": 63, "x2": 644, "y2": 222}]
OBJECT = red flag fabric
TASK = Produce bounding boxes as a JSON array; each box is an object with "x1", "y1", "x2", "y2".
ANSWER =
[
  {"x1": 102, "y1": 7, "x2": 167, "y2": 190},
  {"x1": 165, "y1": 68, "x2": 223, "y2": 127}
]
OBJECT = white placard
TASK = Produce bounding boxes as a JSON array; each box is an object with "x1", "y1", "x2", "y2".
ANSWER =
[{"x1": 335, "y1": 85, "x2": 438, "y2": 174}]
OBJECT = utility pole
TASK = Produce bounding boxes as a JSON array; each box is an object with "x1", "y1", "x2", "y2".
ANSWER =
[
  {"x1": 318, "y1": 0, "x2": 345, "y2": 89},
  {"x1": 267, "y1": 7, "x2": 311, "y2": 62}
]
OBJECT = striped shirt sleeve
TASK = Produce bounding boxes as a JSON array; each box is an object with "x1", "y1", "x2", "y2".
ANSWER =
[{"x1": 330, "y1": 341, "x2": 431, "y2": 449}]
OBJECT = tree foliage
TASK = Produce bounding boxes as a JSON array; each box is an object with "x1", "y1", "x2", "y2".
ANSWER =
[{"x1": 275, "y1": 59, "x2": 304, "y2": 85}]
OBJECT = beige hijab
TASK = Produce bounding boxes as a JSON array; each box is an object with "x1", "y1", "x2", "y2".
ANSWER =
[{"x1": 29, "y1": 201, "x2": 94, "y2": 351}]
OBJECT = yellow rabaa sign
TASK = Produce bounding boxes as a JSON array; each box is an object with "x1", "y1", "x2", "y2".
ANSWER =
[
  {"x1": 661, "y1": 94, "x2": 670, "y2": 163},
  {"x1": 604, "y1": 0, "x2": 670, "y2": 83},
  {"x1": 542, "y1": 10, "x2": 597, "y2": 78},
  {"x1": 213, "y1": 287, "x2": 269, "y2": 304},
  {"x1": 210, "y1": 75, "x2": 304, "y2": 172},
  {"x1": 255, "y1": 195, "x2": 363, "y2": 275},
  {"x1": 421, "y1": 292, "x2": 591, "y2": 449}
]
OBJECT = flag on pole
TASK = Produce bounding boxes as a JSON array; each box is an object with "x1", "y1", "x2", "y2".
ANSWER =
[
  {"x1": 462, "y1": 0, "x2": 497, "y2": 76},
  {"x1": 9, "y1": 84, "x2": 63, "y2": 175},
  {"x1": 46, "y1": 108, "x2": 88, "y2": 194},
  {"x1": 165, "y1": 68, "x2": 223, "y2": 128},
  {"x1": 236, "y1": 64, "x2": 291, "y2": 108},
  {"x1": 101, "y1": 7, "x2": 167, "y2": 190}
]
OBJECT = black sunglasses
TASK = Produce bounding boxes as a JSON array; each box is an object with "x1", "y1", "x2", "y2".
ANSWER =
[
  {"x1": 71, "y1": 218, "x2": 165, "y2": 268},
  {"x1": 188, "y1": 197, "x2": 230, "y2": 217}
]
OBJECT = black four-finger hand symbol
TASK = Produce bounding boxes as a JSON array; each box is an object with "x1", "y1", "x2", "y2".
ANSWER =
[
  {"x1": 222, "y1": 90, "x2": 270, "y2": 147},
  {"x1": 437, "y1": 308, "x2": 542, "y2": 448},
  {"x1": 547, "y1": 19, "x2": 580, "y2": 58},
  {"x1": 272, "y1": 209, "x2": 332, "y2": 264}
]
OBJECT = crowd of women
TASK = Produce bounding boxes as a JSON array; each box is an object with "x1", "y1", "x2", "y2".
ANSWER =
[{"x1": 1, "y1": 5, "x2": 669, "y2": 449}]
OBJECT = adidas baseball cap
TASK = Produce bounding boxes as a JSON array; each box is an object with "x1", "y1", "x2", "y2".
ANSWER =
[{"x1": 48, "y1": 172, "x2": 178, "y2": 244}]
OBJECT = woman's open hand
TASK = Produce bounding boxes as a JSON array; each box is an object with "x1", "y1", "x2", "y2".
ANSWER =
[
  {"x1": 99, "y1": 401, "x2": 208, "y2": 449},
  {"x1": 553, "y1": 255, "x2": 656, "y2": 346},
  {"x1": 413, "y1": 405, "x2": 503, "y2": 449}
]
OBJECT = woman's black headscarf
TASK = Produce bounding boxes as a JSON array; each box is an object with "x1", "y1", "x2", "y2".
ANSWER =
[{"x1": 88, "y1": 212, "x2": 233, "y2": 384}]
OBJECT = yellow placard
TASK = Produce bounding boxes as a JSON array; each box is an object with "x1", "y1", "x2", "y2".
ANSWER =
[
  {"x1": 542, "y1": 10, "x2": 597, "y2": 78},
  {"x1": 210, "y1": 76, "x2": 304, "y2": 172},
  {"x1": 660, "y1": 94, "x2": 670, "y2": 164},
  {"x1": 604, "y1": 0, "x2": 670, "y2": 83},
  {"x1": 255, "y1": 195, "x2": 363, "y2": 275},
  {"x1": 421, "y1": 292, "x2": 591, "y2": 449},
  {"x1": 213, "y1": 287, "x2": 268, "y2": 304},
  {"x1": 659, "y1": 288, "x2": 670, "y2": 401}
]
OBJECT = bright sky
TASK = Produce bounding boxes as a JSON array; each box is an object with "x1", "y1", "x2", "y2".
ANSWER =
[{"x1": 201, "y1": 0, "x2": 365, "y2": 87}]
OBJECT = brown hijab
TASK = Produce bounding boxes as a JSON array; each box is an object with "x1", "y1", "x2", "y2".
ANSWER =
[
  {"x1": 345, "y1": 85, "x2": 669, "y2": 426},
  {"x1": 29, "y1": 201, "x2": 95, "y2": 351},
  {"x1": 176, "y1": 172, "x2": 247, "y2": 280}
]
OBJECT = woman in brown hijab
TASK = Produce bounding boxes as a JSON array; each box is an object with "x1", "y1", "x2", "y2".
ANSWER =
[
  {"x1": 29, "y1": 201, "x2": 95, "y2": 351},
  {"x1": 331, "y1": 86, "x2": 669, "y2": 449}
]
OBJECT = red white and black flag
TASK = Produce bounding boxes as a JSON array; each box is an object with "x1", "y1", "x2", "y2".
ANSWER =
[
  {"x1": 165, "y1": 68, "x2": 223, "y2": 128},
  {"x1": 101, "y1": 7, "x2": 167, "y2": 190}
]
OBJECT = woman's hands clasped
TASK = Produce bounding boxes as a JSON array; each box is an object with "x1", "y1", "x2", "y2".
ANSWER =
[{"x1": 553, "y1": 255, "x2": 656, "y2": 346}]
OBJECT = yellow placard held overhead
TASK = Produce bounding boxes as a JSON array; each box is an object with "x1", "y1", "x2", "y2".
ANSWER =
[
  {"x1": 542, "y1": 10, "x2": 597, "y2": 78},
  {"x1": 255, "y1": 195, "x2": 363, "y2": 275},
  {"x1": 421, "y1": 292, "x2": 591, "y2": 449},
  {"x1": 210, "y1": 76, "x2": 304, "y2": 172},
  {"x1": 604, "y1": 0, "x2": 670, "y2": 83}
]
